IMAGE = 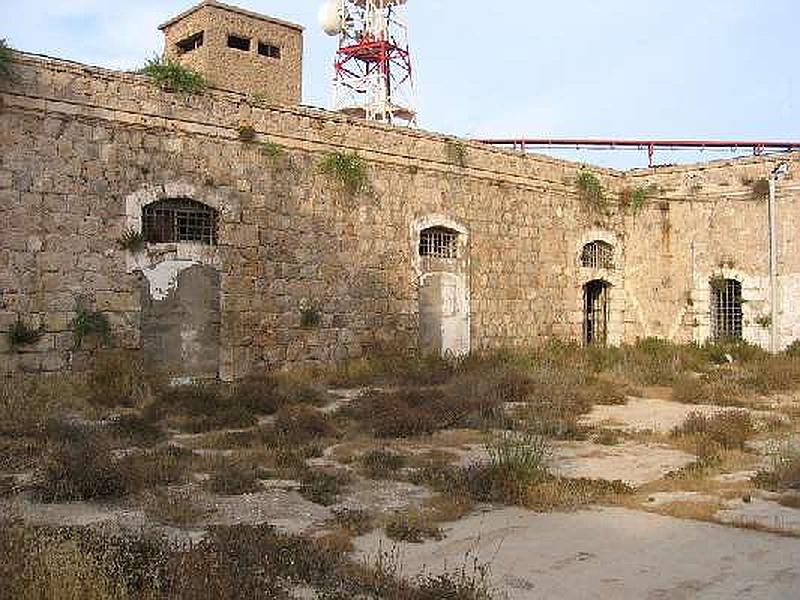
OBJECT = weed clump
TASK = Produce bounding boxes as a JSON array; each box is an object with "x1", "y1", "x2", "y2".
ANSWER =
[
  {"x1": 346, "y1": 388, "x2": 466, "y2": 438},
  {"x1": 671, "y1": 410, "x2": 754, "y2": 451},
  {"x1": 360, "y1": 448, "x2": 407, "y2": 479},
  {"x1": 274, "y1": 404, "x2": 337, "y2": 442},
  {"x1": 36, "y1": 432, "x2": 128, "y2": 501},
  {"x1": 231, "y1": 373, "x2": 328, "y2": 415},
  {"x1": 319, "y1": 151, "x2": 369, "y2": 195},
  {"x1": 116, "y1": 228, "x2": 145, "y2": 252},
  {"x1": 7, "y1": 317, "x2": 42, "y2": 348},
  {"x1": 385, "y1": 510, "x2": 443, "y2": 543},
  {"x1": 140, "y1": 56, "x2": 205, "y2": 94},
  {"x1": 753, "y1": 440, "x2": 800, "y2": 491},
  {"x1": 208, "y1": 463, "x2": 262, "y2": 495},
  {"x1": 70, "y1": 301, "x2": 110, "y2": 348},
  {"x1": 298, "y1": 469, "x2": 351, "y2": 506},
  {"x1": 576, "y1": 169, "x2": 606, "y2": 211},
  {"x1": 237, "y1": 123, "x2": 257, "y2": 141},
  {"x1": 148, "y1": 384, "x2": 255, "y2": 433}
]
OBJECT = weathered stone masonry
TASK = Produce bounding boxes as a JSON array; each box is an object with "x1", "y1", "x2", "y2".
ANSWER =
[{"x1": 1, "y1": 39, "x2": 799, "y2": 379}]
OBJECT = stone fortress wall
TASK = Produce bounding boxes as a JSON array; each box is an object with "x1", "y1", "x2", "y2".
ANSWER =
[{"x1": 1, "y1": 9, "x2": 799, "y2": 380}]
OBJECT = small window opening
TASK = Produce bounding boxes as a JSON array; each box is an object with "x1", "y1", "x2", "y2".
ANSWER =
[
  {"x1": 419, "y1": 227, "x2": 458, "y2": 259},
  {"x1": 227, "y1": 35, "x2": 251, "y2": 51},
  {"x1": 258, "y1": 42, "x2": 281, "y2": 59},
  {"x1": 581, "y1": 240, "x2": 614, "y2": 269},
  {"x1": 176, "y1": 31, "x2": 204, "y2": 54},
  {"x1": 142, "y1": 199, "x2": 218, "y2": 245},
  {"x1": 711, "y1": 278, "x2": 743, "y2": 341}
]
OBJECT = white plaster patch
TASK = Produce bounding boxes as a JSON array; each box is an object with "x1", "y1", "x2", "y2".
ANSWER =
[{"x1": 142, "y1": 260, "x2": 198, "y2": 301}]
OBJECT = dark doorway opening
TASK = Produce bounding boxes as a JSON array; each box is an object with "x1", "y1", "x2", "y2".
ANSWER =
[{"x1": 584, "y1": 280, "x2": 610, "y2": 346}]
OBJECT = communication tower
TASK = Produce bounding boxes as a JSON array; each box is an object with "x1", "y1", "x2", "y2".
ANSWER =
[{"x1": 318, "y1": 0, "x2": 416, "y2": 126}]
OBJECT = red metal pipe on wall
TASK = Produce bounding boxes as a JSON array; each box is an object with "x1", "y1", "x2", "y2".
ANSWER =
[{"x1": 472, "y1": 138, "x2": 800, "y2": 167}]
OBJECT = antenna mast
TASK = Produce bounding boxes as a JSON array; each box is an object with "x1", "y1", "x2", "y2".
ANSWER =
[{"x1": 319, "y1": 0, "x2": 416, "y2": 126}]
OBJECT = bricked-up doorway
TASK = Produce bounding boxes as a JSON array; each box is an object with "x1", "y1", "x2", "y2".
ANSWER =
[
  {"x1": 141, "y1": 264, "x2": 221, "y2": 379},
  {"x1": 416, "y1": 223, "x2": 470, "y2": 358},
  {"x1": 584, "y1": 280, "x2": 610, "y2": 346}
]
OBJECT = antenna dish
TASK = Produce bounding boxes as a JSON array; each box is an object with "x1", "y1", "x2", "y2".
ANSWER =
[{"x1": 318, "y1": 2, "x2": 343, "y2": 36}]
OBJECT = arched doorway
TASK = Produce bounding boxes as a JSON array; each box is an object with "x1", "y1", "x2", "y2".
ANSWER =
[{"x1": 584, "y1": 280, "x2": 610, "y2": 346}]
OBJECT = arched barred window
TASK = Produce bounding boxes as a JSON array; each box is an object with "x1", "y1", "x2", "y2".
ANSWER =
[{"x1": 581, "y1": 240, "x2": 614, "y2": 269}]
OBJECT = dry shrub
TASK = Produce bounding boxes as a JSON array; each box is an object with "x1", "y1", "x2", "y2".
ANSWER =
[
  {"x1": 346, "y1": 380, "x2": 507, "y2": 439},
  {"x1": 331, "y1": 508, "x2": 375, "y2": 535},
  {"x1": 346, "y1": 388, "x2": 458, "y2": 438},
  {"x1": 330, "y1": 347, "x2": 455, "y2": 387},
  {"x1": 37, "y1": 427, "x2": 192, "y2": 502},
  {"x1": 671, "y1": 410, "x2": 754, "y2": 450},
  {"x1": 274, "y1": 404, "x2": 337, "y2": 442},
  {"x1": 231, "y1": 373, "x2": 328, "y2": 415},
  {"x1": 671, "y1": 371, "x2": 748, "y2": 406},
  {"x1": 36, "y1": 432, "x2": 129, "y2": 501},
  {"x1": 0, "y1": 373, "x2": 91, "y2": 437},
  {"x1": 524, "y1": 477, "x2": 633, "y2": 511},
  {"x1": 299, "y1": 469, "x2": 351, "y2": 505},
  {"x1": 142, "y1": 487, "x2": 211, "y2": 526},
  {"x1": 360, "y1": 448, "x2": 407, "y2": 479},
  {"x1": 744, "y1": 356, "x2": 800, "y2": 393},
  {"x1": 0, "y1": 519, "x2": 497, "y2": 600},
  {"x1": 147, "y1": 384, "x2": 255, "y2": 433},
  {"x1": 753, "y1": 440, "x2": 800, "y2": 491},
  {"x1": 385, "y1": 510, "x2": 444, "y2": 543},
  {"x1": 207, "y1": 462, "x2": 262, "y2": 495},
  {"x1": 119, "y1": 445, "x2": 192, "y2": 489},
  {"x1": 108, "y1": 412, "x2": 165, "y2": 447},
  {"x1": 88, "y1": 349, "x2": 155, "y2": 408}
]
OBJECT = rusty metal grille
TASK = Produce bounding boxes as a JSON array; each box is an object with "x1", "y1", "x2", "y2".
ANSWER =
[
  {"x1": 711, "y1": 279, "x2": 742, "y2": 341},
  {"x1": 142, "y1": 199, "x2": 218, "y2": 245},
  {"x1": 581, "y1": 241, "x2": 614, "y2": 269},
  {"x1": 419, "y1": 227, "x2": 458, "y2": 259}
]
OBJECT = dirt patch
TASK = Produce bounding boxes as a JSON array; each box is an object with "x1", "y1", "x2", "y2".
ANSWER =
[
  {"x1": 551, "y1": 441, "x2": 695, "y2": 486},
  {"x1": 582, "y1": 398, "x2": 726, "y2": 433}
]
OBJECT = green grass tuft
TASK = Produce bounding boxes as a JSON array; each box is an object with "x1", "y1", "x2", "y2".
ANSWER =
[{"x1": 140, "y1": 56, "x2": 205, "y2": 94}]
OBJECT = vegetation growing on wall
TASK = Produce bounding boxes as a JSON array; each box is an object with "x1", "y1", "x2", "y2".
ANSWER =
[
  {"x1": 444, "y1": 140, "x2": 467, "y2": 167},
  {"x1": 319, "y1": 151, "x2": 368, "y2": 194},
  {"x1": 300, "y1": 306, "x2": 322, "y2": 329},
  {"x1": 575, "y1": 169, "x2": 606, "y2": 211},
  {"x1": 116, "y1": 228, "x2": 145, "y2": 252},
  {"x1": 71, "y1": 301, "x2": 110, "y2": 348},
  {"x1": 619, "y1": 184, "x2": 657, "y2": 213},
  {"x1": 750, "y1": 177, "x2": 770, "y2": 201},
  {"x1": 0, "y1": 40, "x2": 12, "y2": 81},
  {"x1": 140, "y1": 57, "x2": 205, "y2": 94},
  {"x1": 237, "y1": 123, "x2": 257, "y2": 142},
  {"x1": 7, "y1": 318, "x2": 42, "y2": 348}
]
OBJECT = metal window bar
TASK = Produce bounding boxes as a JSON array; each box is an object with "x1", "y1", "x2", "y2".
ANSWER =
[
  {"x1": 142, "y1": 199, "x2": 218, "y2": 245},
  {"x1": 711, "y1": 279, "x2": 742, "y2": 341},
  {"x1": 419, "y1": 227, "x2": 458, "y2": 259},
  {"x1": 581, "y1": 241, "x2": 614, "y2": 269}
]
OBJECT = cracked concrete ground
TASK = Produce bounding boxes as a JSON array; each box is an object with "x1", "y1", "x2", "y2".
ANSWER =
[{"x1": 355, "y1": 506, "x2": 800, "y2": 600}]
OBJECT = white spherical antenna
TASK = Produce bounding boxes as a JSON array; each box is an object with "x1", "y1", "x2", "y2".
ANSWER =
[{"x1": 318, "y1": 2, "x2": 343, "y2": 36}]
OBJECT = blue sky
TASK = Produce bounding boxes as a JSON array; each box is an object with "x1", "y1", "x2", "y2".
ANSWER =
[{"x1": 4, "y1": 1, "x2": 799, "y2": 169}]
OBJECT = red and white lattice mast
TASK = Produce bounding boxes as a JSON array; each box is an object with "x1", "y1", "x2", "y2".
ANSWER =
[{"x1": 319, "y1": 0, "x2": 416, "y2": 126}]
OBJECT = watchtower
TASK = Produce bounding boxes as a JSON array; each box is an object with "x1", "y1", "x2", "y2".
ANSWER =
[{"x1": 159, "y1": 1, "x2": 304, "y2": 103}]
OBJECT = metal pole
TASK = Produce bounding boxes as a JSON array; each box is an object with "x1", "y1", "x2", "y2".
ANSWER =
[{"x1": 769, "y1": 176, "x2": 778, "y2": 353}]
